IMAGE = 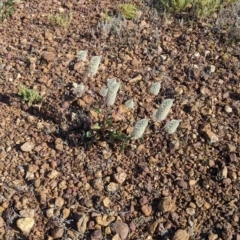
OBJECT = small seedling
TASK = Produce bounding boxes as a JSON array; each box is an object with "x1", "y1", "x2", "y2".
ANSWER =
[
  {"x1": 18, "y1": 85, "x2": 42, "y2": 106},
  {"x1": 48, "y1": 12, "x2": 72, "y2": 27}
]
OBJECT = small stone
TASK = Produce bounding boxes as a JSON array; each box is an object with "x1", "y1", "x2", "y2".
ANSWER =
[
  {"x1": 186, "y1": 208, "x2": 195, "y2": 216},
  {"x1": 225, "y1": 105, "x2": 232, "y2": 113},
  {"x1": 21, "y1": 142, "x2": 35, "y2": 152},
  {"x1": 77, "y1": 214, "x2": 89, "y2": 234},
  {"x1": 177, "y1": 180, "x2": 188, "y2": 189},
  {"x1": 19, "y1": 209, "x2": 35, "y2": 218},
  {"x1": 62, "y1": 208, "x2": 70, "y2": 219},
  {"x1": 106, "y1": 182, "x2": 118, "y2": 192},
  {"x1": 173, "y1": 229, "x2": 189, "y2": 240},
  {"x1": 0, "y1": 217, "x2": 5, "y2": 228},
  {"x1": 55, "y1": 197, "x2": 65, "y2": 209},
  {"x1": 139, "y1": 196, "x2": 148, "y2": 205},
  {"x1": 113, "y1": 172, "x2": 127, "y2": 184},
  {"x1": 95, "y1": 215, "x2": 115, "y2": 227},
  {"x1": 221, "y1": 166, "x2": 228, "y2": 178},
  {"x1": 51, "y1": 227, "x2": 64, "y2": 239},
  {"x1": 158, "y1": 196, "x2": 175, "y2": 213},
  {"x1": 112, "y1": 234, "x2": 121, "y2": 240},
  {"x1": 111, "y1": 221, "x2": 129, "y2": 240},
  {"x1": 46, "y1": 208, "x2": 54, "y2": 218},
  {"x1": 141, "y1": 205, "x2": 152, "y2": 216},
  {"x1": 208, "y1": 231, "x2": 218, "y2": 240},
  {"x1": 189, "y1": 180, "x2": 197, "y2": 186},
  {"x1": 102, "y1": 197, "x2": 111, "y2": 208},
  {"x1": 16, "y1": 217, "x2": 35, "y2": 235},
  {"x1": 48, "y1": 170, "x2": 59, "y2": 179},
  {"x1": 92, "y1": 178, "x2": 104, "y2": 191},
  {"x1": 91, "y1": 229, "x2": 103, "y2": 239},
  {"x1": 55, "y1": 138, "x2": 63, "y2": 151},
  {"x1": 74, "y1": 61, "x2": 84, "y2": 70},
  {"x1": 42, "y1": 51, "x2": 55, "y2": 62}
]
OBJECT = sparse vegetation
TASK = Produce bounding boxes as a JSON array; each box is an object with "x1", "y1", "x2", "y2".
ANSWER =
[
  {"x1": 0, "y1": 0, "x2": 15, "y2": 21},
  {"x1": 18, "y1": 85, "x2": 42, "y2": 106},
  {"x1": 156, "y1": 0, "x2": 238, "y2": 17},
  {"x1": 47, "y1": 12, "x2": 72, "y2": 27},
  {"x1": 116, "y1": 3, "x2": 137, "y2": 20}
]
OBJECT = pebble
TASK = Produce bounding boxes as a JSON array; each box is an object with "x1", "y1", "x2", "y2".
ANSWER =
[
  {"x1": 141, "y1": 205, "x2": 152, "y2": 216},
  {"x1": 102, "y1": 197, "x2": 111, "y2": 208},
  {"x1": 55, "y1": 138, "x2": 63, "y2": 151},
  {"x1": 91, "y1": 229, "x2": 103, "y2": 240},
  {"x1": 21, "y1": 142, "x2": 35, "y2": 152},
  {"x1": 106, "y1": 182, "x2": 118, "y2": 192},
  {"x1": 95, "y1": 215, "x2": 115, "y2": 227},
  {"x1": 51, "y1": 227, "x2": 64, "y2": 239},
  {"x1": 113, "y1": 172, "x2": 127, "y2": 184},
  {"x1": 55, "y1": 197, "x2": 65, "y2": 209},
  {"x1": 158, "y1": 196, "x2": 175, "y2": 213},
  {"x1": 42, "y1": 51, "x2": 56, "y2": 62},
  {"x1": 225, "y1": 105, "x2": 232, "y2": 113},
  {"x1": 186, "y1": 208, "x2": 195, "y2": 216},
  {"x1": 46, "y1": 208, "x2": 54, "y2": 218},
  {"x1": 208, "y1": 231, "x2": 218, "y2": 240},
  {"x1": 16, "y1": 217, "x2": 35, "y2": 235},
  {"x1": 77, "y1": 214, "x2": 89, "y2": 233},
  {"x1": 92, "y1": 178, "x2": 104, "y2": 191},
  {"x1": 173, "y1": 229, "x2": 189, "y2": 240},
  {"x1": 111, "y1": 221, "x2": 129, "y2": 240},
  {"x1": 48, "y1": 170, "x2": 59, "y2": 179}
]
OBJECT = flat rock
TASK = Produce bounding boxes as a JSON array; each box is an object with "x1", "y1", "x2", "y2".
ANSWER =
[
  {"x1": 111, "y1": 221, "x2": 129, "y2": 240},
  {"x1": 173, "y1": 229, "x2": 189, "y2": 240},
  {"x1": 16, "y1": 217, "x2": 35, "y2": 235},
  {"x1": 21, "y1": 142, "x2": 35, "y2": 152},
  {"x1": 42, "y1": 51, "x2": 55, "y2": 62}
]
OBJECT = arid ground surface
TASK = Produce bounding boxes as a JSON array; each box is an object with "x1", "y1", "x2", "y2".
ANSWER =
[{"x1": 0, "y1": 0, "x2": 239, "y2": 239}]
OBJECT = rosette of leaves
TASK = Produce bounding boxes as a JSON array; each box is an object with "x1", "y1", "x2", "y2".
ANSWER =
[
  {"x1": 87, "y1": 56, "x2": 101, "y2": 77},
  {"x1": 164, "y1": 119, "x2": 181, "y2": 134},
  {"x1": 152, "y1": 99, "x2": 174, "y2": 122},
  {"x1": 131, "y1": 119, "x2": 149, "y2": 140},
  {"x1": 18, "y1": 85, "x2": 42, "y2": 106}
]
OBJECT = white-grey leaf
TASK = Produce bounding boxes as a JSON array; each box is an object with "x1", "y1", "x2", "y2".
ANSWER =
[
  {"x1": 125, "y1": 99, "x2": 134, "y2": 109},
  {"x1": 164, "y1": 119, "x2": 181, "y2": 134},
  {"x1": 149, "y1": 81, "x2": 161, "y2": 95},
  {"x1": 87, "y1": 56, "x2": 101, "y2": 77},
  {"x1": 105, "y1": 82, "x2": 120, "y2": 106},
  {"x1": 72, "y1": 82, "x2": 85, "y2": 96},
  {"x1": 152, "y1": 99, "x2": 174, "y2": 122},
  {"x1": 100, "y1": 86, "x2": 108, "y2": 97},
  {"x1": 107, "y1": 78, "x2": 117, "y2": 88},
  {"x1": 77, "y1": 50, "x2": 88, "y2": 61},
  {"x1": 131, "y1": 119, "x2": 149, "y2": 140}
]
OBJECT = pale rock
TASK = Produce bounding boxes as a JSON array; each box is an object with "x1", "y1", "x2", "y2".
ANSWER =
[
  {"x1": 51, "y1": 227, "x2": 64, "y2": 239},
  {"x1": 17, "y1": 217, "x2": 35, "y2": 235},
  {"x1": 173, "y1": 229, "x2": 189, "y2": 240},
  {"x1": 21, "y1": 142, "x2": 35, "y2": 152},
  {"x1": 42, "y1": 51, "x2": 55, "y2": 62},
  {"x1": 48, "y1": 170, "x2": 59, "y2": 179},
  {"x1": 111, "y1": 221, "x2": 129, "y2": 240},
  {"x1": 46, "y1": 208, "x2": 54, "y2": 218},
  {"x1": 106, "y1": 182, "x2": 118, "y2": 192},
  {"x1": 95, "y1": 215, "x2": 115, "y2": 227},
  {"x1": 55, "y1": 197, "x2": 65, "y2": 209},
  {"x1": 113, "y1": 172, "x2": 127, "y2": 184},
  {"x1": 77, "y1": 214, "x2": 89, "y2": 234}
]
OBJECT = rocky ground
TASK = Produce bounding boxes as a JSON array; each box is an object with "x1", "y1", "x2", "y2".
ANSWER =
[{"x1": 0, "y1": 0, "x2": 239, "y2": 239}]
